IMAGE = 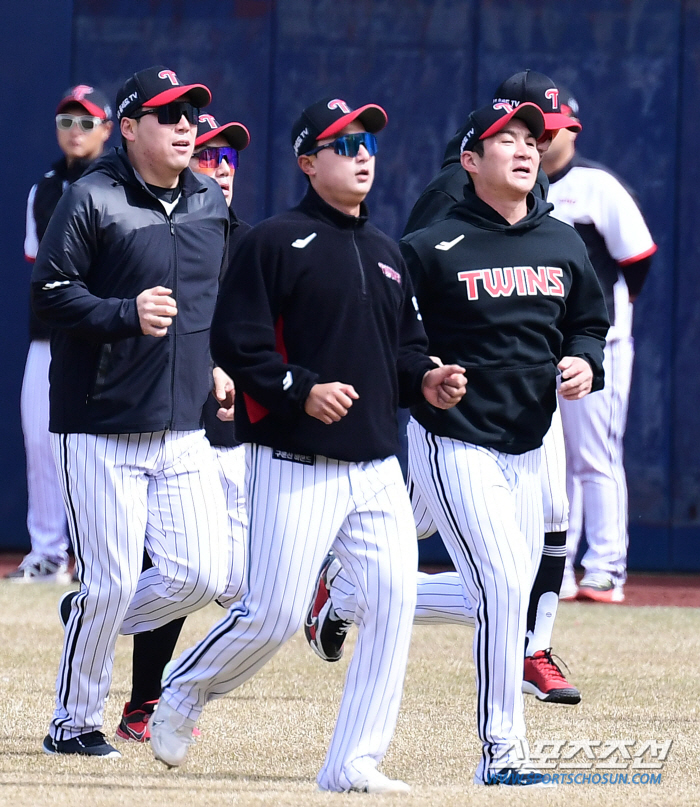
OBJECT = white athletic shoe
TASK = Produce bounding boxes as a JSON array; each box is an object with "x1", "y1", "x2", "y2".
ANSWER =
[
  {"x1": 347, "y1": 770, "x2": 411, "y2": 794},
  {"x1": 6, "y1": 556, "x2": 71, "y2": 585},
  {"x1": 149, "y1": 699, "x2": 197, "y2": 768},
  {"x1": 578, "y1": 572, "x2": 625, "y2": 603}
]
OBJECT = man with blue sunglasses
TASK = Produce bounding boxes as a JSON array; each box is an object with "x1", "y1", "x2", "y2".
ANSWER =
[{"x1": 150, "y1": 96, "x2": 466, "y2": 793}]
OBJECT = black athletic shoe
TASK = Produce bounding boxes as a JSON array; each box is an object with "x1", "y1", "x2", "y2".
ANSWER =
[
  {"x1": 58, "y1": 590, "x2": 78, "y2": 628},
  {"x1": 43, "y1": 730, "x2": 121, "y2": 758},
  {"x1": 304, "y1": 552, "x2": 351, "y2": 662}
]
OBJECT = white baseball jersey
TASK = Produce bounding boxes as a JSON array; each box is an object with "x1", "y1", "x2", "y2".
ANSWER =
[{"x1": 548, "y1": 155, "x2": 655, "y2": 588}]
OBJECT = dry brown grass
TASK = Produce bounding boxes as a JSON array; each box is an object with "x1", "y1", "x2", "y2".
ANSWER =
[{"x1": 0, "y1": 583, "x2": 697, "y2": 806}]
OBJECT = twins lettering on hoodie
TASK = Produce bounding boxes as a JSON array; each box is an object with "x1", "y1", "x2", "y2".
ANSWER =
[{"x1": 457, "y1": 265, "x2": 565, "y2": 300}]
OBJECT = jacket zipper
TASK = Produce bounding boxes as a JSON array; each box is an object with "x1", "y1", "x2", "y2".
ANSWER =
[
  {"x1": 351, "y1": 228, "x2": 367, "y2": 298},
  {"x1": 169, "y1": 214, "x2": 177, "y2": 429}
]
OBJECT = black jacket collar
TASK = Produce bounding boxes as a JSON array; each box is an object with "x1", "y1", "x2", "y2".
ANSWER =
[{"x1": 297, "y1": 184, "x2": 369, "y2": 229}]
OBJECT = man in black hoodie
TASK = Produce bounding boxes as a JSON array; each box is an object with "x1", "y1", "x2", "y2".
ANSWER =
[
  {"x1": 151, "y1": 96, "x2": 466, "y2": 793},
  {"x1": 9, "y1": 86, "x2": 112, "y2": 584},
  {"x1": 32, "y1": 66, "x2": 233, "y2": 759},
  {"x1": 400, "y1": 101, "x2": 608, "y2": 786}
]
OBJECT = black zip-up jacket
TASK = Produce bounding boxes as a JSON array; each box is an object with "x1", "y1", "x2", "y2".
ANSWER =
[
  {"x1": 202, "y1": 208, "x2": 251, "y2": 449},
  {"x1": 211, "y1": 185, "x2": 436, "y2": 463},
  {"x1": 401, "y1": 185, "x2": 609, "y2": 454},
  {"x1": 31, "y1": 148, "x2": 230, "y2": 434},
  {"x1": 402, "y1": 126, "x2": 549, "y2": 237}
]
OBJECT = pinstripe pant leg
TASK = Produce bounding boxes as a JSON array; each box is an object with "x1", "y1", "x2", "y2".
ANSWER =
[
  {"x1": 21, "y1": 340, "x2": 69, "y2": 562},
  {"x1": 49, "y1": 432, "x2": 151, "y2": 740},
  {"x1": 160, "y1": 445, "x2": 350, "y2": 719},
  {"x1": 318, "y1": 456, "x2": 418, "y2": 791},
  {"x1": 332, "y1": 568, "x2": 474, "y2": 627},
  {"x1": 120, "y1": 431, "x2": 229, "y2": 634},
  {"x1": 407, "y1": 419, "x2": 538, "y2": 780},
  {"x1": 560, "y1": 338, "x2": 633, "y2": 583},
  {"x1": 540, "y1": 404, "x2": 569, "y2": 532},
  {"x1": 211, "y1": 444, "x2": 248, "y2": 607}
]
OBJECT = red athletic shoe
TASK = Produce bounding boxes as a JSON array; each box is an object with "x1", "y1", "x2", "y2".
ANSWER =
[
  {"x1": 304, "y1": 552, "x2": 351, "y2": 662},
  {"x1": 115, "y1": 700, "x2": 157, "y2": 742},
  {"x1": 116, "y1": 700, "x2": 201, "y2": 743},
  {"x1": 523, "y1": 649, "x2": 581, "y2": 704},
  {"x1": 578, "y1": 573, "x2": 625, "y2": 603}
]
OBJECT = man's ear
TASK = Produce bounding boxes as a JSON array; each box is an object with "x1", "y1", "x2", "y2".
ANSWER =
[
  {"x1": 460, "y1": 150, "x2": 478, "y2": 174},
  {"x1": 298, "y1": 154, "x2": 316, "y2": 178},
  {"x1": 120, "y1": 117, "x2": 137, "y2": 144}
]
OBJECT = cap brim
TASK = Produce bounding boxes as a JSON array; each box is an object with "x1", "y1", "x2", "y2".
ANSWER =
[
  {"x1": 144, "y1": 83, "x2": 212, "y2": 109},
  {"x1": 196, "y1": 122, "x2": 251, "y2": 150},
  {"x1": 543, "y1": 111, "x2": 582, "y2": 133},
  {"x1": 56, "y1": 98, "x2": 107, "y2": 119},
  {"x1": 481, "y1": 102, "x2": 545, "y2": 141},
  {"x1": 317, "y1": 103, "x2": 388, "y2": 140}
]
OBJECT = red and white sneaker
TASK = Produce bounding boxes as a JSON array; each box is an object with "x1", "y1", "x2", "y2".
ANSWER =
[
  {"x1": 523, "y1": 649, "x2": 581, "y2": 705},
  {"x1": 578, "y1": 573, "x2": 625, "y2": 603},
  {"x1": 116, "y1": 700, "x2": 201, "y2": 742},
  {"x1": 115, "y1": 700, "x2": 157, "y2": 742},
  {"x1": 304, "y1": 552, "x2": 351, "y2": 662}
]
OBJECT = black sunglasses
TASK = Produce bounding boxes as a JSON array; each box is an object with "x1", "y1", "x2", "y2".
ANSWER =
[{"x1": 131, "y1": 102, "x2": 200, "y2": 125}]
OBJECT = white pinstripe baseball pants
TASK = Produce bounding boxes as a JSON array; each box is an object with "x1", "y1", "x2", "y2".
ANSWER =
[
  {"x1": 160, "y1": 445, "x2": 418, "y2": 791},
  {"x1": 407, "y1": 418, "x2": 543, "y2": 780},
  {"x1": 560, "y1": 338, "x2": 633, "y2": 584},
  {"x1": 49, "y1": 429, "x2": 229, "y2": 740},
  {"x1": 21, "y1": 340, "x2": 70, "y2": 563}
]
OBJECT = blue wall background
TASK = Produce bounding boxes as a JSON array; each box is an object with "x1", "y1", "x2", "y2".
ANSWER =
[{"x1": 2, "y1": 0, "x2": 699, "y2": 571}]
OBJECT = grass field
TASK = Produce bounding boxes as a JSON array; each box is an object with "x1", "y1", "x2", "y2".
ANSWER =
[{"x1": 0, "y1": 583, "x2": 697, "y2": 806}]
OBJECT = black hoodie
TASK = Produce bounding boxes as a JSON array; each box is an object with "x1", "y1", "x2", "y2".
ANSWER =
[
  {"x1": 31, "y1": 147, "x2": 230, "y2": 434},
  {"x1": 401, "y1": 185, "x2": 609, "y2": 454}
]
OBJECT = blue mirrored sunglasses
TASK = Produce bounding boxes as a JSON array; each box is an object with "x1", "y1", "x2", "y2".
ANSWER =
[{"x1": 306, "y1": 131, "x2": 378, "y2": 157}]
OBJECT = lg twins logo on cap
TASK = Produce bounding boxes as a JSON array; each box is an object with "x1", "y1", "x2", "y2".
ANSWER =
[
  {"x1": 545, "y1": 88, "x2": 559, "y2": 109},
  {"x1": 328, "y1": 99, "x2": 351, "y2": 113},
  {"x1": 198, "y1": 113, "x2": 217, "y2": 128},
  {"x1": 379, "y1": 262, "x2": 401, "y2": 285},
  {"x1": 158, "y1": 69, "x2": 180, "y2": 85},
  {"x1": 493, "y1": 101, "x2": 514, "y2": 113},
  {"x1": 71, "y1": 85, "x2": 94, "y2": 100}
]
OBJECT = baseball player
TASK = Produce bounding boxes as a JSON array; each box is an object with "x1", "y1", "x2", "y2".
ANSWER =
[
  {"x1": 33, "y1": 66, "x2": 234, "y2": 758},
  {"x1": 308, "y1": 71, "x2": 585, "y2": 706},
  {"x1": 116, "y1": 111, "x2": 252, "y2": 743},
  {"x1": 8, "y1": 86, "x2": 112, "y2": 584},
  {"x1": 149, "y1": 96, "x2": 466, "y2": 794},
  {"x1": 541, "y1": 87, "x2": 656, "y2": 603},
  {"x1": 399, "y1": 101, "x2": 607, "y2": 784}
]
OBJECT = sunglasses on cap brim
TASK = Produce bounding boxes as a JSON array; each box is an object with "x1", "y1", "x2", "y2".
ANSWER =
[
  {"x1": 305, "y1": 131, "x2": 378, "y2": 158},
  {"x1": 56, "y1": 114, "x2": 104, "y2": 132},
  {"x1": 131, "y1": 101, "x2": 200, "y2": 125},
  {"x1": 192, "y1": 146, "x2": 239, "y2": 171}
]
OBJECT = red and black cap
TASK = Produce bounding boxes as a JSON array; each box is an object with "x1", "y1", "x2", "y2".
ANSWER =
[
  {"x1": 291, "y1": 97, "x2": 387, "y2": 156},
  {"x1": 460, "y1": 101, "x2": 545, "y2": 153},
  {"x1": 116, "y1": 65, "x2": 212, "y2": 121},
  {"x1": 493, "y1": 70, "x2": 582, "y2": 134},
  {"x1": 195, "y1": 113, "x2": 250, "y2": 150},
  {"x1": 57, "y1": 85, "x2": 112, "y2": 120}
]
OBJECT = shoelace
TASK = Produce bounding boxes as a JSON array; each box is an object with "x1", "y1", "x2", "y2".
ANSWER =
[{"x1": 539, "y1": 648, "x2": 572, "y2": 680}]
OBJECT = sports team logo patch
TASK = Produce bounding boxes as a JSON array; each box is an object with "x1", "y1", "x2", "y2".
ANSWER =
[
  {"x1": 71, "y1": 85, "x2": 94, "y2": 100},
  {"x1": 379, "y1": 262, "x2": 401, "y2": 284}
]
